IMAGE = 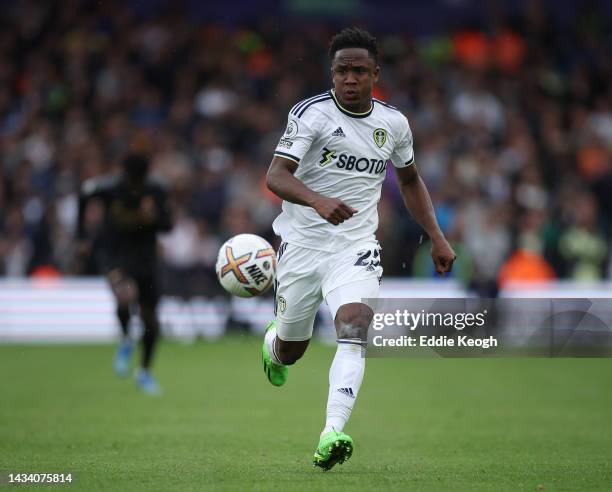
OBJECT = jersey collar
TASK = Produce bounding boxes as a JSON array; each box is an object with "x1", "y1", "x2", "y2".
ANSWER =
[{"x1": 331, "y1": 89, "x2": 373, "y2": 118}]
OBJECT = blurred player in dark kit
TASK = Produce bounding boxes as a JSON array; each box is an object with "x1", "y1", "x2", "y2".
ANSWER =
[{"x1": 77, "y1": 153, "x2": 172, "y2": 394}]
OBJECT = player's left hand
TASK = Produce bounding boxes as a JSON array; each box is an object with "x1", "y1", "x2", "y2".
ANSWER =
[{"x1": 431, "y1": 238, "x2": 456, "y2": 275}]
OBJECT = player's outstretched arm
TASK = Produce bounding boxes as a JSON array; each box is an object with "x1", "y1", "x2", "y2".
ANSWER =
[
  {"x1": 395, "y1": 164, "x2": 456, "y2": 275},
  {"x1": 266, "y1": 156, "x2": 358, "y2": 226}
]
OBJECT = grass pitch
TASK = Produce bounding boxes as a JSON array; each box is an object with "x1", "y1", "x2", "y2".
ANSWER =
[{"x1": 1, "y1": 337, "x2": 611, "y2": 491}]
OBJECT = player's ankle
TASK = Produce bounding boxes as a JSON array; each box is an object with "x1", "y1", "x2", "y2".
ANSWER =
[
  {"x1": 264, "y1": 327, "x2": 283, "y2": 365},
  {"x1": 322, "y1": 419, "x2": 345, "y2": 436}
]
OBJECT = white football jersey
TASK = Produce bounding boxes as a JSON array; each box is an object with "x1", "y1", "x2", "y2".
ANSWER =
[{"x1": 273, "y1": 89, "x2": 415, "y2": 252}]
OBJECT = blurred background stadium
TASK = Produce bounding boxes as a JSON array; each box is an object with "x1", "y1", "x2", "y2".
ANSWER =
[
  {"x1": 2, "y1": 2, "x2": 612, "y2": 490},
  {"x1": 2, "y1": 0, "x2": 612, "y2": 342}
]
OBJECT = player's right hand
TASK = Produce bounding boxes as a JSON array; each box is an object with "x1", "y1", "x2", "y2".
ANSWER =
[
  {"x1": 139, "y1": 195, "x2": 156, "y2": 222},
  {"x1": 313, "y1": 197, "x2": 358, "y2": 226}
]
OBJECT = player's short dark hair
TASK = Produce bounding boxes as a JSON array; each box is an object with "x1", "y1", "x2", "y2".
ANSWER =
[
  {"x1": 122, "y1": 153, "x2": 150, "y2": 180},
  {"x1": 329, "y1": 27, "x2": 378, "y2": 63}
]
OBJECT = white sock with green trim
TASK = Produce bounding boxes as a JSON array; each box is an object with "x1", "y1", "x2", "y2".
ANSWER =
[
  {"x1": 322, "y1": 341, "x2": 365, "y2": 435},
  {"x1": 264, "y1": 324, "x2": 283, "y2": 365}
]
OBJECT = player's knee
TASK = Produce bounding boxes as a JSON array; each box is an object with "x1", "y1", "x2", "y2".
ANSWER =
[
  {"x1": 335, "y1": 303, "x2": 373, "y2": 341},
  {"x1": 115, "y1": 290, "x2": 132, "y2": 306}
]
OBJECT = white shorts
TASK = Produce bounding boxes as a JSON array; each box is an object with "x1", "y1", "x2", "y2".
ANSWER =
[{"x1": 274, "y1": 241, "x2": 382, "y2": 341}]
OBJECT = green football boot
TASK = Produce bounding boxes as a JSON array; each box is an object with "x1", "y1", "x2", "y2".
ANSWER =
[
  {"x1": 261, "y1": 320, "x2": 288, "y2": 387},
  {"x1": 313, "y1": 430, "x2": 354, "y2": 471}
]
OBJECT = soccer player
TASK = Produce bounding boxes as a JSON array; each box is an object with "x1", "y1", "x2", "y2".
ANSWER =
[
  {"x1": 77, "y1": 153, "x2": 172, "y2": 395},
  {"x1": 261, "y1": 28, "x2": 456, "y2": 469}
]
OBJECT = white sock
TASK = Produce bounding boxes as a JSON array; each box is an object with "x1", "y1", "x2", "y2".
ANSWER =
[
  {"x1": 322, "y1": 342, "x2": 365, "y2": 435},
  {"x1": 264, "y1": 324, "x2": 283, "y2": 365}
]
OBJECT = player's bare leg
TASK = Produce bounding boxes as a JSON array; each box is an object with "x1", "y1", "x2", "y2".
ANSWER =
[
  {"x1": 275, "y1": 338, "x2": 309, "y2": 365},
  {"x1": 108, "y1": 270, "x2": 137, "y2": 378},
  {"x1": 262, "y1": 320, "x2": 310, "y2": 386},
  {"x1": 314, "y1": 302, "x2": 372, "y2": 470},
  {"x1": 136, "y1": 300, "x2": 162, "y2": 395}
]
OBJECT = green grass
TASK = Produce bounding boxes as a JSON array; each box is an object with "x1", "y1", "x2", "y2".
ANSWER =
[{"x1": 1, "y1": 337, "x2": 611, "y2": 491}]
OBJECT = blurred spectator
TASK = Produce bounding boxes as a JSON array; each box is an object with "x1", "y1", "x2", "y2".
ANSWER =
[
  {"x1": 0, "y1": 206, "x2": 32, "y2": 276},
  {"x1": 451, "y1": 74, "x2": 505, "y2": 135},
  {"x1": 498, "y1": 250, "x2": 557, "y2": 288},
  {"x1": 558, "y1": 192, "x2": 607, "y2": 280},
  {"x1": 159, "y1": 208, "x2": 222, "y2": 298}
]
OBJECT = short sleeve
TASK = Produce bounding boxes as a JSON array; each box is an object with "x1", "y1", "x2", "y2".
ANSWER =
[
  {"x1": 273, "y1": 110, "x2": 319, "y2": 165},
  {"x1": 390, "y1": 116, "x2": 415, "y2": 168}
]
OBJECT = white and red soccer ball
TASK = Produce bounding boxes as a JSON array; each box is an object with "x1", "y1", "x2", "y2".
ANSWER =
[{"x1": 215, "y1": 234, "x2": 277, "y2": 298}]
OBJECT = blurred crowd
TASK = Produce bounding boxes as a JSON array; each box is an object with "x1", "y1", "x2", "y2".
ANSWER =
[{"x1": 1, "y1": 0, "x2": 611, "y2": 297}]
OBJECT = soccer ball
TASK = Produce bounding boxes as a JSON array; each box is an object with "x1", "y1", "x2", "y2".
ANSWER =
[{"x1": 215, "y1": 234, "x2": 277, "y2": 298}]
